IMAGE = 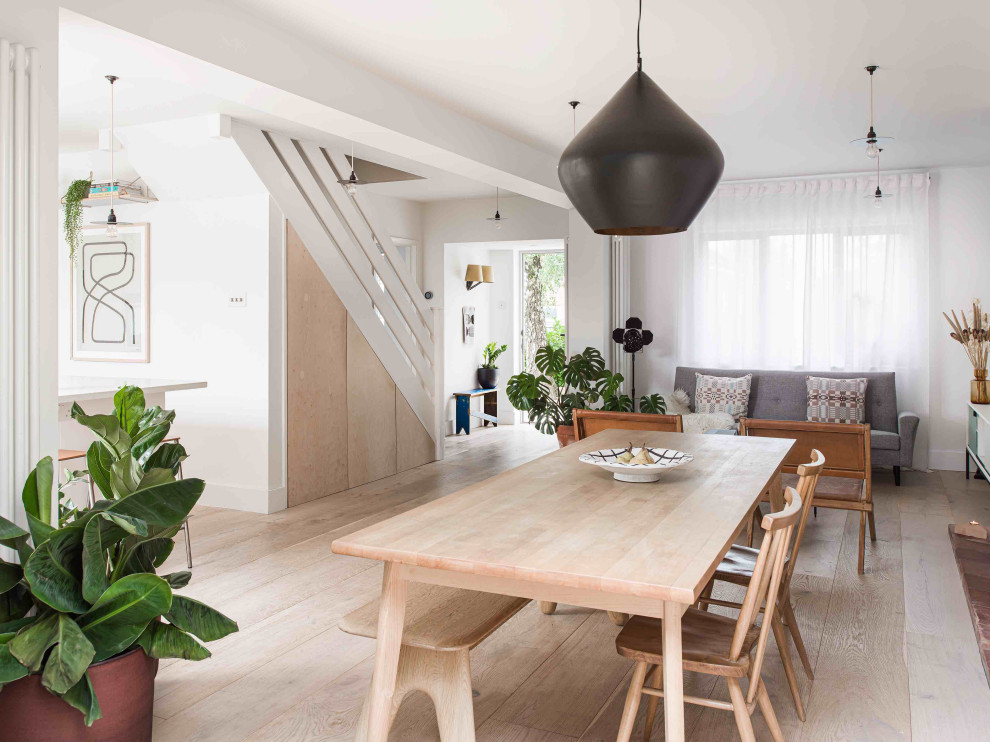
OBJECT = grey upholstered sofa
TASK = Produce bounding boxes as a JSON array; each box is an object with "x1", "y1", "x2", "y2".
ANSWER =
[{"x1": 674, "y1": 366, "x2": 920, "y2": 485}]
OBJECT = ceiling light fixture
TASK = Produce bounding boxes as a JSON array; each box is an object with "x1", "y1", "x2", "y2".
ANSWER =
[
  {"x1": 851, "y1": 65, "x2": 893, "y2": 158},
  {"x1": 569, "y1": 100, "x2": 580, "y2": 137},
  {"x1": 91, "y1": 75, "x2": 131, "y2": 237},
  {"x1": 558, "y1": 0, "x2": 724, "y2": 236},
  {"x1": 336, "y1": 141, "x2": 367, "y2": 195},
  {"x1": 869, "y1": 148, "x2": 885, "y2": 209},
  {"x1": 486, "y1": 187, "x2": 507, "y2": 229}
]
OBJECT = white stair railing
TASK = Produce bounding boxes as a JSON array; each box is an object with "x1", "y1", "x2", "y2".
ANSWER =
[{"x1": 230, "y1": 121, "x2": 440, "y2": 446}]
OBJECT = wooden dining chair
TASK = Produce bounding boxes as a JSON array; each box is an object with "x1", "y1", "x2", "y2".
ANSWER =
[
  {"x1": 698, "y1": 450, "x2": 824, "y2": 721},
  {"x1": 572, "y1": 408, "x2": 683, "y2": 440},
  {"x1": 740, "y1": 418, "x2": 873, "y2": 574},
  {"x1": 613, "y1": 487, "x2": 803, "y2": 742},
  {"x1": 536, "y1": 409, "x2": 686, "y2": 626}
]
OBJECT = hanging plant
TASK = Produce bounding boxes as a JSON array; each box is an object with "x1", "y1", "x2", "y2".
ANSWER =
[{"x1": 62, "y1": 178, "x2": 91, "y2": 262}]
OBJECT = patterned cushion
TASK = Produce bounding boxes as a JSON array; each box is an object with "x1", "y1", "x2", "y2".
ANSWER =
[
  {"x1": 694, "y1": 373, "x2": 752, "y2": 422},
  {"x1": 806, "y1": 376, "x2": 868, "y2": 424}
]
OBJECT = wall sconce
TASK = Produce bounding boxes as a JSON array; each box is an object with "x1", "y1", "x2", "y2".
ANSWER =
[{"x1": 465, "y1": 264, "x2": 494, "y2": 291}]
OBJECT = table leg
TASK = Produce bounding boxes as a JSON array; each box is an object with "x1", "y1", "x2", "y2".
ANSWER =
[
  {"x1": 662, "y1": 601, "x2": 685, "y2": 742},
  {"x1": 366, "y1": 562, "x2": 408, "y2": 742},
  {"x1": 767, "y1": 468, "x2": 784, "y2": 511}
]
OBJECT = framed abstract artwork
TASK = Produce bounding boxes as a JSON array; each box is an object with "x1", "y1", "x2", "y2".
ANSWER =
[
  {"x1": 462, "y1": 306, "x2": 475, "y2": 343},
  {"x1": 70, "y1": 223, "x2": 151, "y2": 362}
]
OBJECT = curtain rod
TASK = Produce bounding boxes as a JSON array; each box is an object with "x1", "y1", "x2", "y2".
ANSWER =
[{"x1": 721, "y1": 167, "x2": 930, "y2": 186}]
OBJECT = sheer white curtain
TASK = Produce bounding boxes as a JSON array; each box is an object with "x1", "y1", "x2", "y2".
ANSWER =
[{"x1": 679, "y1": 172, "x2": 930, "y2": 464}]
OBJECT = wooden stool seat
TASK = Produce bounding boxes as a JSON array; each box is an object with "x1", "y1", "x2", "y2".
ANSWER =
[
  {"x1": 57, "y1": 449, "x2": 87, "y2": 462},
  {"x1": 783, "y1": 472, "x2": 862, "y2": 502},
  {"x1": 712, "y1": 545, "x2": 791, "y2": 587},
  {"x1": 616, "y1": 610, "x2": 761, "y2": 678},
  {"x1": 346, "y1": 585, "x2": 530, "y2": 741},
  {"x1": 340, "y1": 584, "x2": 529, "y2": 651}
]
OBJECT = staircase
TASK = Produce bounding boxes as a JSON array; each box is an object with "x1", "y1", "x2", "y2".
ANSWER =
[{"x1": 230, "y1": 121, "x2": 442, "y2": 456}]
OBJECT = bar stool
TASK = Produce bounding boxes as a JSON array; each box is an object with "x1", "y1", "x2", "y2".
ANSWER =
[
  {"x1": 58, "y1": 449, "x2": 96, "y2": 509},
  {"x1": 163, "y1": 437, "x2": 194, "y2": 569}
]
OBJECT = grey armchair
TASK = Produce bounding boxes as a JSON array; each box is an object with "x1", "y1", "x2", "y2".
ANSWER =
[{"x1": 870, "y1": 411, "x2": 920, "y2": 485}]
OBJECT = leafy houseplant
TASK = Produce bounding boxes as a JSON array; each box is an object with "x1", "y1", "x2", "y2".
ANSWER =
[
  {"x1": 63, "y1": 178, "x2": 92, "y2": 263},
  {"x1": 0, "y1": 386, "x2": 236, "y2": 735},
  {"x1": 478, "y1": 342, "x2": 508, "y2": 390},
  {"x1": 506, "y1": 344, "x2": 667, "y2": 446}
]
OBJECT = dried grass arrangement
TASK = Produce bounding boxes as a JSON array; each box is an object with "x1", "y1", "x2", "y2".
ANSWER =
[
  {"x1": 944, "y1": 299, "x2": 989, "y2": 371},
  {"x1": 944, "y1": 299, "x2": 990, "y2": 403}
]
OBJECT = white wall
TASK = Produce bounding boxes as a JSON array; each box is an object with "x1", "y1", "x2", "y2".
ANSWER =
[
  {"x1": 628, "y1": 232, "x2": 688, "y2": 399},
  {"x1": 566, "y1": 209, "x2": 610, "y2": 356},
  {"x1": 422, "y1": 195, "x2": 568, "y2": 310},
  {"x1": 442, "y1": 243, "x2": 494, "y2": 432},
  {"x1": 488, "y1": 248, "x2": 521, "y2": 425},
  {"x1": 365, "y1": 192, "x2": 424, "y2": 283},
  {"x1": 58, "y1": 192, "x2": 281, "y2": 511},
  {"x1": 929, "y1": 166, "x2": 990, "y2": 471}
]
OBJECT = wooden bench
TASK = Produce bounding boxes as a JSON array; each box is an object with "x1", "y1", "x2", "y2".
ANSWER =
[
  {"x1": 453, "y1": 389, "x2": 498, "y2": 435},
  {"x1": 341, "y1": 584, "x2": 530, "y2": 741}
]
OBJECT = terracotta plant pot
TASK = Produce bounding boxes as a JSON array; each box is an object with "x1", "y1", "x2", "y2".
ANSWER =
[
  {"x1": 0, "y1": 647, "x2": 159, "y2": 742},
  {"x1": 556, "y1": 423, "x2": 576, "y2": 448},
  {"x1": 477, "y1": 367, "x2": 498, "y2": 390}
]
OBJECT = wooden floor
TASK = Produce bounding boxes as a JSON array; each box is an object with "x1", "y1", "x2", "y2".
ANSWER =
[{"x1": 153, "y1": 425, "x2": 990, "y2": 741}]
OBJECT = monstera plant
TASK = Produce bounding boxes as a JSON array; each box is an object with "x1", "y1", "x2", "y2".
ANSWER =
[
  {"x1": 0, "y1": 386, "x2": 235, "y2": 734},
  {"x1": 507, "y1": 344, "x2": 667, "y2": 445}
]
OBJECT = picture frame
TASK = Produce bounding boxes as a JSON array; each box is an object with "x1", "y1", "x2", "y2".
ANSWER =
[
  {"x1": 70, "y1": 222, "x2": 151, "y2": 363},
  {"x1": 463, "y1": 306, "x2": 475, "y2": 343}
]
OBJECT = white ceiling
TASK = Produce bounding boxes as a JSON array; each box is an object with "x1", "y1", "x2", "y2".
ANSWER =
[
  {"x1": 227, "y1": 0, "x2": 990, "y2": 179},
  {"x1": 58, "y1": 14, "x2": 500, "y2": 202}
]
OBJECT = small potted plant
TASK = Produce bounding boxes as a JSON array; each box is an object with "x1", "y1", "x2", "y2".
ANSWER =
[
  {"x1": 62, "y1": 178, "x2": 92, "y2": 262},
  {"x1": 0, "y1": 386, "x2": 236, "y2": 741},
  {"x1": 478, "y1": 342, "x2": 507, "y2": 390}
]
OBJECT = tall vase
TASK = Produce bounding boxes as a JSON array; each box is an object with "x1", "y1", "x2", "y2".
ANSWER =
[{"x1": 973, "y1": 368, "x2": 990, "y2": 405}]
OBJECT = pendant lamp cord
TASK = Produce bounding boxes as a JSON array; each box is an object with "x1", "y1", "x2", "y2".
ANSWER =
[
  {"x1": 636, "y1": 0, "x2": 643, "y2": 71},
  {"x1": 869, "y1": 70, "x2": 874, "y2": 127},
  {"x1": 109, "y1": 76, "x2": 115, "y2": 213}
]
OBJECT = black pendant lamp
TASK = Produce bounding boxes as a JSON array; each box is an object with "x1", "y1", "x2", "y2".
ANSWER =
[{"x1": 558, "y1": 0, "x2": 724, "y2": 236}]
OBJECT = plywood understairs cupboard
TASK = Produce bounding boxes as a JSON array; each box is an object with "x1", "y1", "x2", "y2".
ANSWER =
[{"x1": 287, "y1": 223, "x2": 435, "y2": 507}]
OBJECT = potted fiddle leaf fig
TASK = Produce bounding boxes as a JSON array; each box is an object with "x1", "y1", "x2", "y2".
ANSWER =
[
  {"x1": 0, "y1": 386, "x2": 236, "y2": 742},
  {"x1": 478, "y1": 341, "x2": 507, "y2": 389}
]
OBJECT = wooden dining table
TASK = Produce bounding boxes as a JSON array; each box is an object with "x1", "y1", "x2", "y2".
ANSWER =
[{"x1": 331, "y1": 429, "x2": 794, "y2": 742}]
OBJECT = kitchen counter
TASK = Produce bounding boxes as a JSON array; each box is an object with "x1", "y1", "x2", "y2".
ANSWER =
[{"x1": 59, "y1": 377, "x2": 207, "y2": 404}]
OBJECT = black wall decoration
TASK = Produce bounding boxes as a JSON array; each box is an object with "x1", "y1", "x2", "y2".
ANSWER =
[{"x1": 612, "y1": 317, "x2": 653, "y2": 410}]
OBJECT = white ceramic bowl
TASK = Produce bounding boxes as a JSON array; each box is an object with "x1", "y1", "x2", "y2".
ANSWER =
[{"x1": 578, "y1": 446, "x2": 693, "y2": 483}]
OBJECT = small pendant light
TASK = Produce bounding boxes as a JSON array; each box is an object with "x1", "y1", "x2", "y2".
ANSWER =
[
  {"x1": 486, "y1": 187, "x2": 507, "y2": 229},
  {"x1": 558, "y1": 0, "x2": 724, "y2": 236},
  {"x1": 869, "y1": 148, "x2": 885, "y2": 209},
  {"x1": 336, "y1": 141, "x2": 367, "y2": 196},
  {"x1": 851, "y1": 65, "x2": 894, "y2": 158},
  {"x1": 92, "y1": 75, "x2": 131, "y2": 237}
]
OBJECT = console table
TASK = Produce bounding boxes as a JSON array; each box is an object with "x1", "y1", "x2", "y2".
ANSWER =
[
  {"x1": 453, "y1": 389, "x2": 497, "y2": 435},
  {"x1": 967, "y1": 402, "x2": 990, "y2": 481}
]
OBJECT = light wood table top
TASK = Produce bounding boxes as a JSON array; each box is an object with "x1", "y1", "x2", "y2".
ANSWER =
[{"x1": 333, "y1": 430, "x2": 794, "y2": 605}]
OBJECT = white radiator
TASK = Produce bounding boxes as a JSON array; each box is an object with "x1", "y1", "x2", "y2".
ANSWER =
[{"x1": 0, "y1": 39, "x2": 42, "y2": 536}]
